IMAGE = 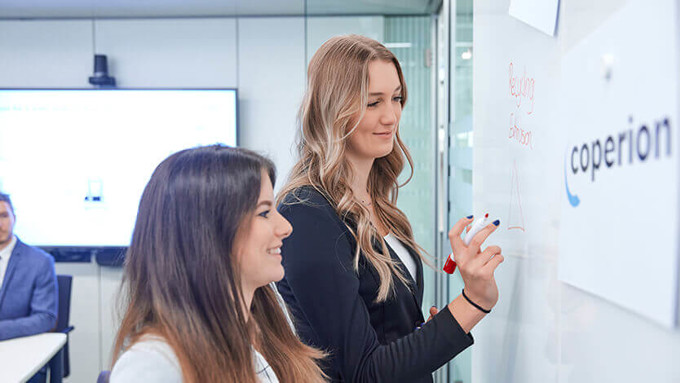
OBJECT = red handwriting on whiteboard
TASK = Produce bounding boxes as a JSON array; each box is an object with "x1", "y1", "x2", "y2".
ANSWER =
[
  {"x1": 508, "y1": 62, "x2": 535, "y2": 115},
  {"x1": 508, "y1": 112, "x2": 533, "y2": 149}
]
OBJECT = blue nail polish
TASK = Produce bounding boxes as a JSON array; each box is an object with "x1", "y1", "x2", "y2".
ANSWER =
[
  {"x1": 493, "y1": 219, "x2": 500, "y2": 226},
  {"x1": 466, "y1": 215, "x2": 473, "y2": 219}
]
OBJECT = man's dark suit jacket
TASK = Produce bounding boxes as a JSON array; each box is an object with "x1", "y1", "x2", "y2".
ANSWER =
[
  {"x1": 277, "y1": 187, "x2": 473, "y2": 383},
  {"x1": 0, "y1": 237, "x2": 58, "y2": 340}
]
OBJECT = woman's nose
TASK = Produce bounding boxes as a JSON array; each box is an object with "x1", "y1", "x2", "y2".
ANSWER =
[
  {"x1": 276, "y1": 214, "x2": 293, "y2": 239},
  {"x1": 381, "y1": 103, "x2": 398, "y2": 125}
]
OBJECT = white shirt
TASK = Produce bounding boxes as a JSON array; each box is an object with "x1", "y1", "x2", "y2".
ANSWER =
[
  {"x1": 384, "y1": 233, "x2": 417, "y2": 281},
  {"x1": 110, "y1": 335, "x2": 279, "y2": 383},
  {"x1": 0, "y1": 235, "x2": 17, "y2": 290}
]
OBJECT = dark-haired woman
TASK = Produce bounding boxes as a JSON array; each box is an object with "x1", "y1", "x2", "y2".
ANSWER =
[
  {"x1": 276, "y1": 35, "x2": 504, "y2": 382},
  {"x1": 110, "y1": 145, "x2": 326, "y2": 383}
]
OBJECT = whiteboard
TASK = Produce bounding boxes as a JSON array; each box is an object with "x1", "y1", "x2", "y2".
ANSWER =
[{"x1": 470, "y1": 0, "x2": 680, "y2": 382}]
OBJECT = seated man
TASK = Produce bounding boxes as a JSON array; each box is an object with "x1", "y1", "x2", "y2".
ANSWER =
[{"x1": 0, "y1": 192, "x2": 58, "y2": 341}]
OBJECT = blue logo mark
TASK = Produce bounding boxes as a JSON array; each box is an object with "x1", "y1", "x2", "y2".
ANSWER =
[{"x1": 564, "y1": 154, "x2": 580, "y2": 207}]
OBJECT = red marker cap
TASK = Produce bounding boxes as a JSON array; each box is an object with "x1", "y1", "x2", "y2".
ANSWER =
[{"x1": 443, "y1": 253, "x2": 456, "y2": 274}]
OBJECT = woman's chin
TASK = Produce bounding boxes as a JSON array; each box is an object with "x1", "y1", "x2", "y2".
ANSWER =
[
  {"x1": 269, "y1": 265, "x2": 286, "y2": 284},
  {"x1": 375, "y1": 147, "x2": 395, "y2": 159}
]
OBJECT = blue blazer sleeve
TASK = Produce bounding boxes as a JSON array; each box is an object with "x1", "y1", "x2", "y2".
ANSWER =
[
  {"x1": 277, "y1": 189, "x2": 473, "y2": 382},
  {"x1": 0, "y1": 252, "x2": 58, "y2": 340}
]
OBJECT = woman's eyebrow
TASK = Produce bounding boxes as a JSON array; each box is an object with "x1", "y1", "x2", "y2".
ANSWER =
[{"x1": 368, "y1": 85, "x2": 402, "y2": 97}]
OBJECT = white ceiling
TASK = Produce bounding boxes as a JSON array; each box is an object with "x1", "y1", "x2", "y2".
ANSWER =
[{"x1": 0, "y1": 0, "x2": 441, "y2": 19}]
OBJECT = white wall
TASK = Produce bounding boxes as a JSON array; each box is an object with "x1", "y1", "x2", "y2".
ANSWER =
[
  {"x1": 237, "y1": 17, "x2": 305, "y2": 187},
  {"x1": 305, "y1": 16, "x2": 384, "y2": 63},
  {"x1": 94, "y1": 19, "x2": 238, "y2": 88},
  {"x1": 0, "y1": 20, "x2": 92, "y2": 87}
]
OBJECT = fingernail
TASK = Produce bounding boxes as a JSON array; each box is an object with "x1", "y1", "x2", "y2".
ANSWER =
[
  {"x1": 466, "y1": 215, "x2": 473, "y2": 219},
  {"x1": 493, "y1": 219, "x2": 500, "y2": 226}
]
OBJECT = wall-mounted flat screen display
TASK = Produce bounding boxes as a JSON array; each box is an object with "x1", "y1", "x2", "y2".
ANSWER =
[{"x1": 0, "y1": 89, "x2": 238, "y2": 247}]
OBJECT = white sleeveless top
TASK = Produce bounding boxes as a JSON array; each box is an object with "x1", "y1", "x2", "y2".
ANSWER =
[{"x1": 110, "y1": 336, "x2": 279, "y2": 383}]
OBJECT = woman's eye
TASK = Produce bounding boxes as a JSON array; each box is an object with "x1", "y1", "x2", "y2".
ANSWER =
[
  {"x1": 258, "y1": 210, "x2": 270, "y2": 218},
  {"x1": 367, "y1": 100, "x2": 380, "y2": 108},
  {"x1": 393, "y1": 96, "x2": 403, "y2": 103}
]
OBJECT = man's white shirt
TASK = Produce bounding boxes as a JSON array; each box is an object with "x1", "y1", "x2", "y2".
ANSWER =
[{"x1": 0, "y1": 235, "x2": 17, "y2": 290}]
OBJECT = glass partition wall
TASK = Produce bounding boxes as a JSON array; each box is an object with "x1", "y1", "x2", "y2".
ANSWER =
[
  {"x1": 445, "y1": 0, "x2": 475, "y2": 382},
  {"x1": 384, "y1": 15, "x2": 437, "y2": 318}
]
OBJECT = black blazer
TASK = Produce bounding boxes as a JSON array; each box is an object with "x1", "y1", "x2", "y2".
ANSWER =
[{"x1": 276, "y1": 187, "x2": 473, "y2": 383}]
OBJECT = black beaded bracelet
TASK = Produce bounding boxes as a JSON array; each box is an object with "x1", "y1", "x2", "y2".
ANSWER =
[{"x1": 462, "y1": 289, "x2": 491, "y2": 314}]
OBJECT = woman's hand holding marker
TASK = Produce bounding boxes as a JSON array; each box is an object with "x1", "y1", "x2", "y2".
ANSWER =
[
  {"x1": 447, "y1": 214, "x2": 504, "y2": 312},
  {"x1": 443, "y1": 214, "x2": 490, "y2": 274}
]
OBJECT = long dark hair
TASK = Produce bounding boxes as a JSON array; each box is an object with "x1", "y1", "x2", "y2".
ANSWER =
[{"x1": 112, "y1": 145, "x2": 326, "y2": 383}]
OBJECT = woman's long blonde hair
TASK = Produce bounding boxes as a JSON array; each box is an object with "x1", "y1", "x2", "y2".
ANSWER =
[
  {"x1": 278, "y1": 35, "x2": 428, "y2": 302},
  {"x1": 112, "y1": 146, "x2": 326, "y2": 383}
]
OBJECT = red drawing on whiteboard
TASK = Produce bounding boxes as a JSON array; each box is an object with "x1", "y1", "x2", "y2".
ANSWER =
[
  {"x1": 508, "y1": 159, "x2": 525, "y2": 231},
  {"x1": 508, "y1": 62, "x2": 535, "y2": 115},
  {"x1": 508, "y1": 112, "x2": 533, "y2": 149}
]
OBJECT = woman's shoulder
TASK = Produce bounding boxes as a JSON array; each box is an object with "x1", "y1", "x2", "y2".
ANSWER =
[
  {"x1": 278, "y1": 185, "x2": 335, "y2": 214},
  {"x1": 110, "y1": 335, "x2": 182, "y2": 383},
  {"x1": 278, "y1": 185, "x2": 352, "y2": 236}
]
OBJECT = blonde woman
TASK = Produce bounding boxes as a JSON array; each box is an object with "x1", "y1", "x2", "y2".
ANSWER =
[
  {"x1": 110, "y1": 146, "x2": 326, "y2": 383},
  {"x1": 276, "y1": 35, "x2": 504, "y2": 382}
]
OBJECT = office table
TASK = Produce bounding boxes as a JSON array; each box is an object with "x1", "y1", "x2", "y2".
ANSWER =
[{"x1": 0, "y1": 333, "x2": 67, "y2": 383}]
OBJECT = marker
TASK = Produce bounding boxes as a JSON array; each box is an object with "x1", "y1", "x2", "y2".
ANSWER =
[
  {"x1": 442, "y1": 253, "x2": 457, "y2": 274},
  {"x1": 443, "y1": 213, "x2": 489, "y2": 274},
  {"x1": 463, "y1": 213, "x2": 489, "y2": 246}
]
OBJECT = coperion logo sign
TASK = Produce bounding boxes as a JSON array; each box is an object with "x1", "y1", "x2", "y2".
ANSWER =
[{"x1": 565, "y1": 115, "x2": 672, "y2": 207}]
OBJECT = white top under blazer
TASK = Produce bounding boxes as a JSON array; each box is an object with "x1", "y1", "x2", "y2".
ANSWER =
[{"x1": 384, "y1": 233, "x2": 417, "y2": 281}]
